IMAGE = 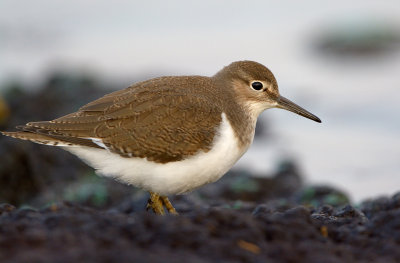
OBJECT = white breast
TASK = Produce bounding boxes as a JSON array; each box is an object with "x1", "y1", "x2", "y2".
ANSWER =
[{"x1": 63, "y1": 113, "x2": 252, "y2": 195}]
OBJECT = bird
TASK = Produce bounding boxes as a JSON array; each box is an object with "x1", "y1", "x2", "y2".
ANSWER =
[{"x1": 1, "y1": 61, "x2": 321, "y2": 215}]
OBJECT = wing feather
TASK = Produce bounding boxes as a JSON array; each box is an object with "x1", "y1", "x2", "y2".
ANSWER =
[{"x1": 20, "y1": 76, "x2": 223, "y2": 163}]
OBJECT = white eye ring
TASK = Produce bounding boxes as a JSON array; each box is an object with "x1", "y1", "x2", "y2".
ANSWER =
[{"x1": 251, "y1": 81, "x2": 263, "y2": 91}]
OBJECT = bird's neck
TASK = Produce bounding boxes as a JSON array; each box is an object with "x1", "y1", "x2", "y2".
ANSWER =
[
  {"x1": 223, "y1": 103, "x2": 258, "y2": 152},
  {"x1": 210, "y1": 78, "x2": 263, "y2": 152}
]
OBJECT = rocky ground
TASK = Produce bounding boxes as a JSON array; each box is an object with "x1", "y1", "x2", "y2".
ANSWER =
[
  {"x1": 1, "y1": 194, "x2": 399, "y2": 263},
  {"x1": 0, "y1": 74, "x2": 399, "y2": 262}
]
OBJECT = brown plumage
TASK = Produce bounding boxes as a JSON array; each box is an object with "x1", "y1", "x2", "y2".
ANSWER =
[
  {"x1": 5, "y1": 76, "x2": 223, "y2": 163},
  {"x1": 2, "y1": 61, "x2": 321, "y2": 215}
]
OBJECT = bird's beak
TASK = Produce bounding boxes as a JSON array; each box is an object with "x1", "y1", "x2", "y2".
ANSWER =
[{"x1": 276, "y1": 96, "x2": 321, "y2": 123}]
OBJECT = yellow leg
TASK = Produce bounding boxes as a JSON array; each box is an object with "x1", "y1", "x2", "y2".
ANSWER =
[
  {"x1": 146, "y1": 192, "x2": 179, "y2": 215},
  {"x1": 146, "y1": 192, "x2": 165, "y2": 215},
  {"x1": 161, "y1": 196, "x2": 178, "y2": 215}
]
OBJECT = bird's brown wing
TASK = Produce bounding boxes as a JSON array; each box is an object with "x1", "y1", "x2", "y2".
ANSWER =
[{"x1": 15, "y1": 77, "x2": 223, "y2": 163}]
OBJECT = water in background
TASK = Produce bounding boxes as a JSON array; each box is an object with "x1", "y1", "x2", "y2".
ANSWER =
[{"x1": 1, "y1": 0, "x2": 400, "y2": 202}]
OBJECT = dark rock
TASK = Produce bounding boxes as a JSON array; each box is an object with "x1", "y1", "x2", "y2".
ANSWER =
[
  {"x1": 0, "y1": 203, "x2": 16, "y2": 214},
  {"x1": 312, "y1": 21, "x2": 400, "y2": 58},
  {"x1": 197, "y1": 159, "x2": 303, "y2": 204},
  {"x1": 294, "y1": 185, "x2": 350, "y2": 207}
]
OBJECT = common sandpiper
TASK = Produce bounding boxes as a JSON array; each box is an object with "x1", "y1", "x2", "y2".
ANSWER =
[{"x1": 2, "y1": 61, "x2": 321, "y2": 215}]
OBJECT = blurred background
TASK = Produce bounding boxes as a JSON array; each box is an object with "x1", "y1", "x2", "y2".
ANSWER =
[{"x1": 0, "y1": 0, "x2": 399, "y2": 206}]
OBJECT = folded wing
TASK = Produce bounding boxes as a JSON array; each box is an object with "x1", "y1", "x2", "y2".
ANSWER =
[{"x1": 6, "y1": 77, "x2": 223, "y2": 163}]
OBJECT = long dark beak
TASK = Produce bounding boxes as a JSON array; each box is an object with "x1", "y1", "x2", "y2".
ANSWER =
[{"x1": 276, "y1": 96, "x2": 321, "y2": 123}]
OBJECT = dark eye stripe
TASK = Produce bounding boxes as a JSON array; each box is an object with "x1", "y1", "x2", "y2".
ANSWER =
[{"x1": 251, "y1": 81, "x2": 263, "y2": 90}]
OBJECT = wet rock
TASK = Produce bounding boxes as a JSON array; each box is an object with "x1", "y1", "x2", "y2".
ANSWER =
[
  {"x1": 334, "y1": 205, "x2": 368, "y2": 222},
  {"x1": 0, "y1": 189, "x2": 400, "y2": 262},
  {"x1": 294, "y1": 185, "x2": 350, "y2": 207},
  {"x1": 360, "y1": 192, "x2": 400, "y2": 219},
  {"x1": 0, "y1": 203, "x2": 16, "y2": 214},
  {"x1": 197, "y1": 159, "x2": 303, "y2": 204},
  {"x1": 313, "y1": 20, "x2": 400, "y2": 58}
]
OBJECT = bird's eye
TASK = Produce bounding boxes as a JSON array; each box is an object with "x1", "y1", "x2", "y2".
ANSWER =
[{"x1": 251, "y1": 81, "x2": 263, "y2": 91}]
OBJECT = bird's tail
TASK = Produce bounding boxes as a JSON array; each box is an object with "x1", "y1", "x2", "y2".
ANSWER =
[{"x1": 1, "y1": 125, "x2": 101, "y2": 148}]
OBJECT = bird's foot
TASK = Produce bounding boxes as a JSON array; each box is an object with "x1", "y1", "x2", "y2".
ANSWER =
[
  {"x1": 146, "y1": 192, "x2": 178, "y2": 215},
  {"x1": 161, "y1": 196, "x2": 178, "y2": 215}
]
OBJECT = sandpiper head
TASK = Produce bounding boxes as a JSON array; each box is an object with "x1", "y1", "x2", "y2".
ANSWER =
[{"x1": 214, "y1": 61, "x2": 321, "y2": 123}]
